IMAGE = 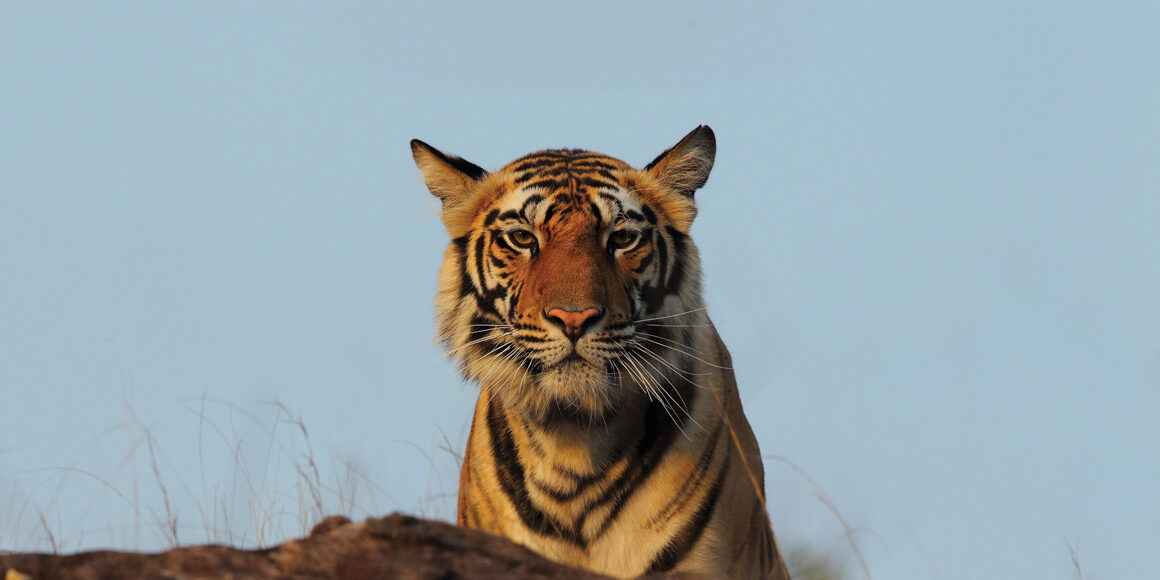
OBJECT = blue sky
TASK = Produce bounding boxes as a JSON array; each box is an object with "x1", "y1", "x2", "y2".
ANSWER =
[{"x1": 2, "y1": 2, "x2": 1157, "y2": 578}]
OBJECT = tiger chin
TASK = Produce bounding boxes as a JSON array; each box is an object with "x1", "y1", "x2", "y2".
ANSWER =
[{"x1": 411, "y1": 126, "x2": 790, "y2": 579}]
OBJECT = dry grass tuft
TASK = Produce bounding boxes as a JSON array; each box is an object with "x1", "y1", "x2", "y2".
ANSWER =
[{"x1": 4, "y1": 398, "x2": 398, "y2": 552}]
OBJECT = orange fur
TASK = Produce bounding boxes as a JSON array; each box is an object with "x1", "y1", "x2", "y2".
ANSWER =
[{"x1": 413, "y1": 127, "x2": 789, "y2": 579}]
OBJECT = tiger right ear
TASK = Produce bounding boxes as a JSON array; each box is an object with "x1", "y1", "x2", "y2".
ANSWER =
[
  {"x1": 644, "y1": 125, "x2": 716, "y2": 198},
  {"x1": 410, "y1": 139, "x2": 488, "y2": 207}
]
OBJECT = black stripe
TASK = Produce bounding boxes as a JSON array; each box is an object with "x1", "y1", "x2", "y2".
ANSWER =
[
  {"x1": 523, "y1": 178, "x2": 566, "y2": 191},
  {"x1": 588, "y1": 168, "x2": 618, "y2": 181},
  {"x1": 508, "y1": 284, "x2": 522, "y2": 317},
  {"x1": 520, "y1": 419, "x2": 547, "y2": 459},
  {"x1": 597, "y1": 192, "x2": 622, "y2": 212},
  {"x1": 646, "y1": 447, "x2": 731, "y2": 573},
  {"x1": 655, "y1": 232, "x2": 669, "y2": 284},
  {"x1": 493, "y1": 235, "x2": 515, "y2": 253},
  {"x1": 511, "y1": 156, "x2": 563, "y2": 174},
  {"x1": 664, "y1": 226, "x2": 687, "y2": 291},
  {"x1": 486, "y1": 400, "x2": 584, "y2": 546},
  {"x1": 467, "y1": 313, "x2": 500, "y2": 343},
  {"x1": 529, "y1": 471, "x2": 604, "y2": 503},
  {"x1": 521, "y1": 194, "x2": 545, "y2": 217},
  {"x1": 651, "y1": 419, "x2": 725, "y2": 526},
  {"x1": 543, "y1": 197, "x2": 569, "y2": 224},
  {"x1": 453, "y1": 235, "x2": 476, "y2": 297},
  {"x1": 473, "y1": 234, "x2": 488, "y2": 295},
  {"x1": 665, "y1": 226, "x2": 687, "y2": 253},
  {"x1": 452, "y1": 234, "x2": 470, "y2": 254},
  {"x1": 568, "y1": 159, "x2": 618, "y2": 171},
  {"x1": 588, "y1": 201, "x2": 603, "y2": 226},
  {"x1": 631, "y1": 249, "x2": 654, "y2": 274},
  {"x1": 582, "y1": 397, "x2": 682, "y2": 537},
  {"x1": 641, "y1": 205, "x2": 658, "y2": 224},
  {"x1": 515, "y1": 167, "x2": 568, "y2": 184},
  {"x1": 464, "y1": 501, "x2": 480, "y2": 528},
  {"x1": 579, "y1": 176, "x2": 619, "y2": 191}
]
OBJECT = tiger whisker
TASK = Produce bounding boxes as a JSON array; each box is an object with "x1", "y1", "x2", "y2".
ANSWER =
[
  {"x1": 624, "y1": 345, "x2": 705, "y2": 436},
  {"x1": 419, "y1": 367, "x2": 472, "y2": 413},
  {"x1": 632, "y1": 330, "x2": 710, "y2": 356},
  {"x1": 408, "y1": 334, "x2": 517, "y2": 410},
  {"x1": 403, "y1": 328, "x2": 516, "y2": 379},
  {"x1": 474, "y1": 345, "x2": 528, "y2": 410},
  {"x1": 629, "y1": 340, "x2": 717, "y2": 383},
  {"x1": 431, "y1": 341, "x2": 516, "y2": 412},
  {"x1": 493, "y1": 346, "x2": 533, "y2": 389},
  {"x1": 476, "y1": 343, "x2": 525, "y2": 389},
  {"x1": 631, "y1": 334, "x2": 733, "y2": 371},
  {"x1": 613, "y1": 344, "x2": 696, "y2": 440},
  {"x1": 633, "y1": 307, "x2": 708, "y2": 324}
]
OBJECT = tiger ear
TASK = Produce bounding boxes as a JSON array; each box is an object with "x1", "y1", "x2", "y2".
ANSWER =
[
  {"x1": 644, "y1": 125, "x2": 716, "y2": 197},
  {"x1": 410, "y1": 139, "x2": 488, "y2": 207}
]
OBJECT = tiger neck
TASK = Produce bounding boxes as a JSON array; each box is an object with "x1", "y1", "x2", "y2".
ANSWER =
[{"x1": 480, "y1": 375, "x2": 694, "y2": 476}]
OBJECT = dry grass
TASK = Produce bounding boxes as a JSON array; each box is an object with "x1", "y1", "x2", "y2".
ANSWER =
[
  {"x1": 3, "y1": 397, "x2": 398, "y2": 553},
  {"x1": 765, "y1": 454, "x2": 871, "y2": 580}
]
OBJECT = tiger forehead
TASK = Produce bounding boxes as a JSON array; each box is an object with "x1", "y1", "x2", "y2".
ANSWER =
[
  {"x1": 484, "y1": 172, "x2": 651, "y2": 228},
  {"x1": 500, "y1": 149, "x2": 633, "y2": 189},
  {"x1": 474, "y1": 149, "x2": 647, "y2": 227}
]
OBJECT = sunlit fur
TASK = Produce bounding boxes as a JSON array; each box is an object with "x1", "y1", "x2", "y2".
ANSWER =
[{"x1": 411, "y1": 127, "x2": 789, "y2": 579}]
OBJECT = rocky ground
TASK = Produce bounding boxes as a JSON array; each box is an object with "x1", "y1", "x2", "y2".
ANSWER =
[{"x1": 0, "y1": 513, "x2": 717, "y2": 579}]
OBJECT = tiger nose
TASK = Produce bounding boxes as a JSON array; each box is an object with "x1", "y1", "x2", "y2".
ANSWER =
[{"x1": 545, "y1": 307, "x2": 604, "y2": 340}]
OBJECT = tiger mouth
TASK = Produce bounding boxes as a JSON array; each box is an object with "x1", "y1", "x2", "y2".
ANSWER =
[
  {"x1": 539, "y1": 353, "x2": 599, "y2": 374},
  {"x1": 559, "y1": 352, "x2": 586, "y2": 364}
]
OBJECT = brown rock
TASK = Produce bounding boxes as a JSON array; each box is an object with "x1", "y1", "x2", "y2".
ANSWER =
[{"x1": 0, "y1": 513, "x2": 719, "y2": 579}]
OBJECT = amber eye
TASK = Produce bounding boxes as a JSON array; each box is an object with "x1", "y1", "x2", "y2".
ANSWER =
[
  {"x1": 505, "y1": 229, "x2": 538, "y2": 251},
  {"x1": 608, "y1": 229, "x2": 640, "y2": 251}
]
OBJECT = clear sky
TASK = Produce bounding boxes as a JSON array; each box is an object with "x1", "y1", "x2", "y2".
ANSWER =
[{"x1": 2, "y1": 2, "x2": 1157, "y2": 578}]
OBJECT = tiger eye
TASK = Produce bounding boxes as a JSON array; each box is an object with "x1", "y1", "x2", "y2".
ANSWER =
[
  {"x1": 609, "y1": 229, "x2": 639, "y2": 250},
  {"x1": 507, "y1": 229, "x2": 537, "y2": 250}
]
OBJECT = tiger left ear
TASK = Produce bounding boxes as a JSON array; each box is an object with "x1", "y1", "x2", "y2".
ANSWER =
[
  {"x1": 644, "y1": 125, "x2": 716, "y2": 197},
  {"x1": 410, "y1": 139, "x2": 488, "y2": 209}
]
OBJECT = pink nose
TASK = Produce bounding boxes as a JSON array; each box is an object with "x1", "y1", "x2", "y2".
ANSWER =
[{"x1": 545, "y1": 307, "x2": 603, "y2": 340}]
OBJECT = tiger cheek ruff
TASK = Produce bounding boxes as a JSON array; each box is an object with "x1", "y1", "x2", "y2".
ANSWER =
[{"x1": 410, "y1": 126, "x2": 789, "y2": 579}]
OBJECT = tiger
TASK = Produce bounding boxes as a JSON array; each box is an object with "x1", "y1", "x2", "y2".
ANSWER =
[{"x1": 410, "y1": 126, "x2": 789, "y2": 579}]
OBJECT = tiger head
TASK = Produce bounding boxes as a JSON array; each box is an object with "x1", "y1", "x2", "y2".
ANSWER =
[{"x1": 412, "y1": 127, "x2": 715, "y2": 425}]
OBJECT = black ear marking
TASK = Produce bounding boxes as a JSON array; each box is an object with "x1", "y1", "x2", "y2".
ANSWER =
[
  {"x1": 411, "y1": 139, "x2": 488, "y2": 181},
  {"x1": 644, "y1": 126, "x2": 716, "y2": 198}
]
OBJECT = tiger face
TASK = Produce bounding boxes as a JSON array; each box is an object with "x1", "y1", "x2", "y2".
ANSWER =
[{"x1": 413, "y1": 127, "x2": 715, "y2": 426}]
